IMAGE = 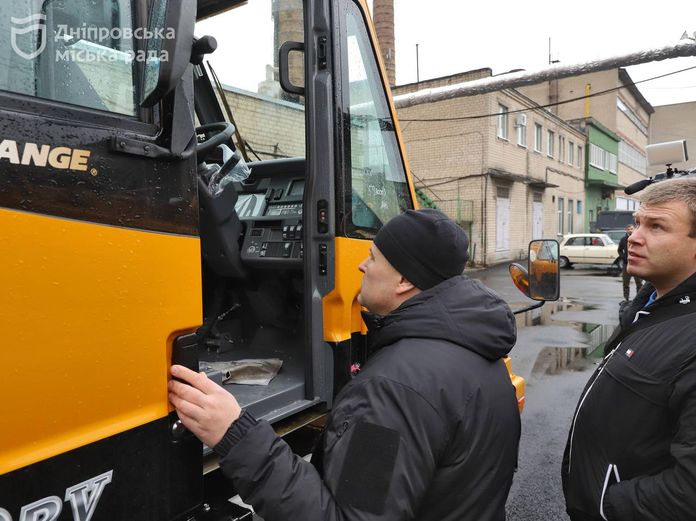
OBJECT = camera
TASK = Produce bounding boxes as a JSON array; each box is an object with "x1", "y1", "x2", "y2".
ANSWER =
[{"x1": 625, "y1": 139, "x2": 695, "y2": 195}]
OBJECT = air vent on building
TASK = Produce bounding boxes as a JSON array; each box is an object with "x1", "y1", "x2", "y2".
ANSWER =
[{"x1": 497, "y1": 186, "x2": 510, "y2": 198}]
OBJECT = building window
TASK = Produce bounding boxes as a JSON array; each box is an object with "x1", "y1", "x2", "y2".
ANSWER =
[
  {"x1": 589, "y1": 143, "x2": 604, "y2": 169},
  {"x1": 547, "y1": 130, "x2": 555, "y2": 157},
  {"x1": 616, "y1": 197, "x2": 640, "y2": 211},
  {"x1": 497, "y1": 104, "x2": 509, "y2": 139},
  {"x1": 568, "y1": 141, "x2": 575, "y2": 166},
  {"x1": 568, "y1": 199, "x2": 574, "y2": 233},
  {"x1": 577, "y1": 200, "x2": 582, "y2": 214},
  {"x1": 619, "y1": 141, "x2": 647, "y2": 175},
  {"x1": 590, "y1": 143, "x2": 618, "y2": 173},
  {"x1": 617, "y1": 98, "x2": 648, "y2": 136},
  {"x1": 559, "y1": 136, "x2": 565, "y2": 163},
  {"x1": 577, "y1": 145, "x2": 582, "y2": 168},
  {"x1": 558, "y1": 197, "x2": 565, "y2": 235},
  {"x1": 516, "y1": 114, "x2": 527, "y2": 146},
  {"x1": 534, "y1": 123, "x2": 542, "y2": 152}
]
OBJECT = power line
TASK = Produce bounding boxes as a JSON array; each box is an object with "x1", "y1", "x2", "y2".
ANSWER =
[{"x1": 399, "y1": 65, "x2": 696, "y2": 122}]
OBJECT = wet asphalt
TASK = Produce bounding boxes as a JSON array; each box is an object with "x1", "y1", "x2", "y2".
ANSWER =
[{"x1": 471, "y1": 263, "x2": 625, "y2": 521}]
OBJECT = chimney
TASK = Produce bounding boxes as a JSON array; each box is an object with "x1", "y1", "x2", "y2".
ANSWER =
[
  {"x1": 273, "y1": 0, "x2": 304, "y2": 100},
  {"x1": 373, "y1": 0, "x2": 395, "y2": 86}
]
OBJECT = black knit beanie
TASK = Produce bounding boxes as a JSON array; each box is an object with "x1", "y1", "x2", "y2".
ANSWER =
[{"x1": 374, "y1": 209, "x2": 469, "y2": 290}]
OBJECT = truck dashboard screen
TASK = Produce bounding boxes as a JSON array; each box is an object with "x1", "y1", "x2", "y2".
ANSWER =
[
  {"x1": 289, "y1": 179, "x2": 304, "y2": 197},
  {"x1": 235, "y1": 193, "x2": 266, "y2": 218}
]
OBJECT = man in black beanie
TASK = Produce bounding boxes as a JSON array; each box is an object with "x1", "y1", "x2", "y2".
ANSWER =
[{"x1": 169, "y1": 209, "x2": 521, "y2": 521}]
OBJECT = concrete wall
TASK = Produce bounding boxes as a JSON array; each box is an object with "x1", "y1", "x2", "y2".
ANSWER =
[{"x1": 520, "y1": 71, "x2": 618, "y2": 129}]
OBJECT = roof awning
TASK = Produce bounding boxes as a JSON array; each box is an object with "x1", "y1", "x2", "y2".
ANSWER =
[
  {"x1": 488, "y1": 169, "x2": 558, "y2": 189},
  {"x1": 587, "y1": 178, "x2": 626, "y2": 190},
  {"x1": 527, "y1": 180, "x2": 559, "y2": 189},
  {"x1": 197, "y1": 0, "x2": 247, "y2": 20}
]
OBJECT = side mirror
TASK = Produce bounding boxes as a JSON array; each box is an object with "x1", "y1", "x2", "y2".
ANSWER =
[
  {"x1": 141, "y1": 0, "x2": 197, "y2": 107},
  {"x1": 528, "y1": 240, "x2": 560, "y2": 301}
]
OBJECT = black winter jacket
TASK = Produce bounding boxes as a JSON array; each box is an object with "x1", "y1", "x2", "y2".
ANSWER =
[
  {"x1": 617, "y1": 235, "x2": 629, "y2": 264},
  {"x1": 215, "y1": 275, "x2": 521, "y2": 521},
  {"x1": 562, "y1": 271, "x2": 696, "y2": 521}
]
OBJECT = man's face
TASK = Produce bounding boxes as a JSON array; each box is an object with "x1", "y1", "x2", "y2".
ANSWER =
[
  {"x1": 626, "y1": 225, "x2": 634, "y2": 235},
  {"x1": 628, "y1": 201, "x2": 696, "y2": 292},
  {"x1": 357, "y1": 244, "x2": 403, "y2": 316}
]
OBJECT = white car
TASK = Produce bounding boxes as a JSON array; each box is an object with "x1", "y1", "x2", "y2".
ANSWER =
[{"x1": 559, "y1": 233, "x2": 620, "y2": 269}]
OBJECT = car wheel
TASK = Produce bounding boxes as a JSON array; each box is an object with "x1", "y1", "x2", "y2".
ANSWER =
[{"x1": 559, "y1": 256, "x2": 572, "y2": 269}]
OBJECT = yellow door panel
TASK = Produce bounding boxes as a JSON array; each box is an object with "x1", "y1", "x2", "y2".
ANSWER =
[
  {"x1": 0, "y1": 208, "x2": 202, "y2": 474},
  {"x1": 323, "y1": 237, "x2": 371, "y2": 342}
]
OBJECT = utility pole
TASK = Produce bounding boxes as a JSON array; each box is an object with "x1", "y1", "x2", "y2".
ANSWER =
[{"x1": 416, "y1": 43, "x2": 420, "y2": 83}]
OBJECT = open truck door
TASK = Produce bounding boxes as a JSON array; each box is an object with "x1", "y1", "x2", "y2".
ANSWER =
[{"x1": 0, "y1": 1, "x2": 524, "y2": 519}]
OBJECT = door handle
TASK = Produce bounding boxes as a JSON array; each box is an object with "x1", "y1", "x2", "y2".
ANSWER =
[{"x1": 279, "y1": 41, "x2": 305, "y2": 96}]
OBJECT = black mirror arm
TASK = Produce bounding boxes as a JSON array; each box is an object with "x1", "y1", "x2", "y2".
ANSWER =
[{"x1": 512, "y1": 301, "x2": 545, "y2": 315}]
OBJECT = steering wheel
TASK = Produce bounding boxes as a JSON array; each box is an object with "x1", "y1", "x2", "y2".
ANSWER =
[{"x1": 195, "y1": 122, "x2": 236, "y2": 156}]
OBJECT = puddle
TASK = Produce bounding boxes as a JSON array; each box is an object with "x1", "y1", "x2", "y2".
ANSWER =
[
  {"x1": 532, "y1": 346, "x2": 592, "y2": 375},
  {"x1": 515, "y1": 298, "x2": 598, "y2": 329},
  {"x1": 524, "y1": 299, "x2": 617, "y2": 376}
]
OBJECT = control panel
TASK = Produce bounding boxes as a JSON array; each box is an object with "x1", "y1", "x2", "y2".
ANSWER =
[{"x1": 235, "y1": 159, "x2": 305, "y2": 268}]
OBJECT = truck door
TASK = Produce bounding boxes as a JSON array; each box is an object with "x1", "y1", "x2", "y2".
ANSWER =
[
  {"x1": 0, "y1": 1, "x2": 203, "y2": 519},
  {"x1": 323, "y1": 0, "x2": 415, "y2": 386},
  {"x1": 192, "y1": 0, "x2": 415, "y2": 418}
]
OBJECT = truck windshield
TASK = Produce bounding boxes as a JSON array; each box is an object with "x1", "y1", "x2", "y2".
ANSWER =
[{"x1": 196, "y1": 0, "x2": 306, "y2": 161}]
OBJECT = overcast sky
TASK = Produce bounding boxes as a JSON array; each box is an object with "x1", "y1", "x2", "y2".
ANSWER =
[
  {"x1": 197, "y1": 0, "x2": 696, "y2": 108},
  {"x1": 388, "y1": 0, "x2": 696, "y2": 107}
]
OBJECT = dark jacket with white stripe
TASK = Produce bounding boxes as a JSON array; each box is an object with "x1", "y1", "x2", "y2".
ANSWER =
[
  {"x1": 214, "y1": 275, "x2": 521, "y2": 521},
  {"x1": 562, "y1": 271, "x2": 696, "y2": 521}
]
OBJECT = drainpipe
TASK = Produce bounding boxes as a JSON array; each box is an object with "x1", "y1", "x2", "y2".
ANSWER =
[{"x1": 482, "y1": 174, "x2": 488, "y2": 265}]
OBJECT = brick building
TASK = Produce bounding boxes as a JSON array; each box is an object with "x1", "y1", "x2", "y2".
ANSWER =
[
  {"x1": 519, "y1": 68, "x2": 653, "y2": 215},
  {"x1": 393, "y1": 69, "x2": 586, "y2": 265},
  {"x1": 221, "y1": 84, "x2": 305, "y2": 160}
]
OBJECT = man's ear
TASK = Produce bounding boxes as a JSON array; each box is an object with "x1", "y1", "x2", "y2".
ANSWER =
[{"x1": 395, "y1": 276, "x2": 417, "y2": 295}]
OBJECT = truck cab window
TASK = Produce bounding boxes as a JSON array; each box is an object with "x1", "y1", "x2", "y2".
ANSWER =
[
  {"x1": 196, "y1": 0, "x2": 306, "y2": 161},
  {"x1": 0, "y1": 0, "x2": 139, "y2": 116},
  {"x1": 343, "y1": 2, "x2": 412, "y2": 235}
]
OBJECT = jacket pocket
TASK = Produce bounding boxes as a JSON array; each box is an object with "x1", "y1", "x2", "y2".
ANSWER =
[
  {"x1": 599, "y1": 463, "x2": 621, "y2": 521},
  {"x1": 605, "y1": 355, "x2": 670, "y2": 407}
]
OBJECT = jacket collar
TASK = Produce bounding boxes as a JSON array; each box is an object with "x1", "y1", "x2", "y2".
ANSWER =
[{"x1": 622, "y1": 270, "x2": 696, "y2": 326}]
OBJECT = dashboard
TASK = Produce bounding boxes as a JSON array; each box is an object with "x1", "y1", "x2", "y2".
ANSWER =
[{"x1": 234, "y1": 159, "x2": 305, "y2": 268}]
